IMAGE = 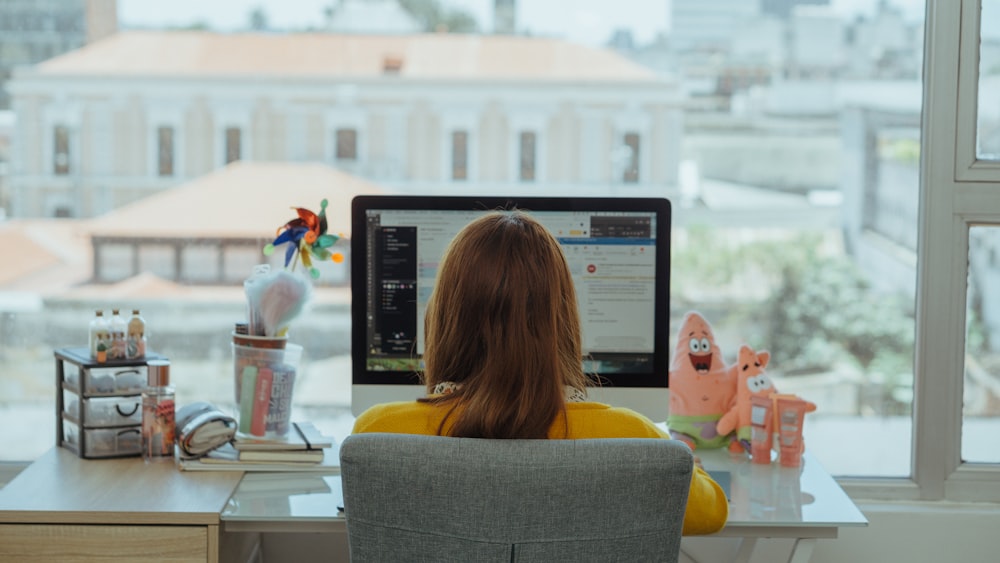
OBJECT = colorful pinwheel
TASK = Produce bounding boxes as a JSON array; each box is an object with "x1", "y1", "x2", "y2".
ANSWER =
[{"x1": 263, "y1": 199, "x2": 345, "y2": 279}]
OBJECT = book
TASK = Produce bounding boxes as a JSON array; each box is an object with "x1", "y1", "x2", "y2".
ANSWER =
[
  {"x1": 177, "y1": 443, "x2": 341, "y2": 473},
  {"x1": 232, "y1": 421, "x2": 335, "y2": 452},
  {"x1": 238, "y1": 448, "x2": 324, "y2": 463},
  {"x1": 236, "y1": 473, "x2": 332, "y2": 495},
  {"x1": 250, "y1": 367, "x2": 273, "y2": 436}
]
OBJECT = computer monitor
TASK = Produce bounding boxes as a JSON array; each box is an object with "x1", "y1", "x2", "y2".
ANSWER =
[{"x1": 350, "y1": 195, "x2": 672, "y2": 421}]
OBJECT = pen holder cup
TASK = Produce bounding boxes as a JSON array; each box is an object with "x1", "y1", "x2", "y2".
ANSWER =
[{"x1": 232, "y1": 339, "x2": 302, "y2": 440}]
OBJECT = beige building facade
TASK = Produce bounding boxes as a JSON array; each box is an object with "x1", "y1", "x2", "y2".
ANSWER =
[{"x1": 7, "y1": 31, "x2": 683, "y2": 218}]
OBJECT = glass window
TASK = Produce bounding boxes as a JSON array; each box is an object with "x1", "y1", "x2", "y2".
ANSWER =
[
  {"x1": 451, "y1": 130, "x2": 468, "y2": 181},
  {"x1": 964, "y1": 225, "x2": 1000, "y2": 464},
  {"x1": 622, "y1": 132, "x2": 639, "y2": 183},
  {"x1": 157, "y1": 126, "x2": 174, "y2": 176},
  {"x1": 519, "y1": 131, "x2": 536, "y2": 181},
  {"x1": 53, "y1": 124, "x2": 69, "y2": 175},
  {"x1": 335, "y1": 128, "x2": 357, "y2": 160},
  {"x1": 979, "y1": 0, "x2": 1000, "y2": 160},
  {"x1": 225, "y1": 126, "x2": 241, "y2": 164},
  {"x1": 0, "y1": 0, "x2": 945, "y2": 486}
]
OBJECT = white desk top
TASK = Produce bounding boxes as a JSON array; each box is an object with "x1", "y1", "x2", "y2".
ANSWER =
[
  {"x1": 221, "y1": 447, "x2": 868, "y2": 536},
  {"x1": 697, "y1": 449, "x2": 868, "y2": 538}
]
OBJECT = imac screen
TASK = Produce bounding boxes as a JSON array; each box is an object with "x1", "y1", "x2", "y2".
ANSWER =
[{"x1": 351, "y1": 195, "x2": 671, "y2": 399}]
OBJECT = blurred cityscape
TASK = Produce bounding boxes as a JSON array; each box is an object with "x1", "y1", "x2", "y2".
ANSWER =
[{"x1": 0, "y1": 0, "x2": 998, "y2": 472}]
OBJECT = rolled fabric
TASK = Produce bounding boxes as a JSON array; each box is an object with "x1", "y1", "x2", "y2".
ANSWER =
[{"x1": 175, "y1": 402, "x2": 237, "y2": 459}]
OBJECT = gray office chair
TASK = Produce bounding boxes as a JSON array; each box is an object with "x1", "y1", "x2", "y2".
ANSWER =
[{"x1": 339, "y1": 433, "x2": 694, "y2": 563}]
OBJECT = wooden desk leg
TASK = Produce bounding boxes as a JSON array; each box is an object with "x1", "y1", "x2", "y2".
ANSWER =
[
  {"x1": 786, "y1": 537, "x2": 817, "y2": 563},
  {"x1": 733, "y1": 537, "x2": 757, "y2": 563}
]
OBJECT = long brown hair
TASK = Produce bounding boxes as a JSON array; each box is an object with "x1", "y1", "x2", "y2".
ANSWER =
[{"x1": 420, "y1": 210, "x2": 587, "y2": 439}]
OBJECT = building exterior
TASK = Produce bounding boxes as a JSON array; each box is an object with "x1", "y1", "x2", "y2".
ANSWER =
[
  {"x1": 85, "y1": 161, "x2": 384, "y2": 286},
  {"x1": 7, "y1": 31, "x2": 683, "y2": 218},
  {"x1": 0, "y1": 0, "x2": 117, "y2": 109},
  {"x1": 669, "y1": 0, "x2": 763, "y2": 53}
]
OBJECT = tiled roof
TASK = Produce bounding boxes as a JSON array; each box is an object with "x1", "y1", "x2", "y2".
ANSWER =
[
  {"x1": 85, "y1": 161, "x2": 389, "y2": 238},
  {"x1": 35, "y1": 30, "x2": 657, "y2": 81},
  {"x1": 0, "y1": 219, "x2": 90, "y2": 291}
]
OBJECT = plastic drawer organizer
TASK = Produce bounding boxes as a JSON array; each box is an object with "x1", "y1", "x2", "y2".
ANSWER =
[{"x1": 55, "y1": 347, "x2": 165, "y2": 458}]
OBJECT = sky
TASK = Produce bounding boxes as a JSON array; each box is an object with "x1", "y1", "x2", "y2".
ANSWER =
[{"x1": 118, "y1": 0, "x2": 929, "y2": 47}]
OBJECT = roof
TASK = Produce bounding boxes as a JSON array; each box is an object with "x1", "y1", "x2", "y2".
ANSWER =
[
  {"x1": 85, "y1": 161, "x2": 389, "y2": 239},
  {"x1": 0, "y1": 218, "x2": 91, "y2": 292},
  {"x1": 34, "y1": 30, "x2": 658, "y2": 82}
]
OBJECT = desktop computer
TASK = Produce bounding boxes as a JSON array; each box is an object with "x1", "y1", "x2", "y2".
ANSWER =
[{"x1": 350, "y1": 195, "x2": 672, "y2": 421}]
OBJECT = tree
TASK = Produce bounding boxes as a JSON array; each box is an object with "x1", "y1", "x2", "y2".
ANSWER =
[
  {"x1": 399, "y1": 0, "x2": 479, "y2": 33},
  {"x1": 248, "y1": 7, "x2": 269, "y2": 31}
]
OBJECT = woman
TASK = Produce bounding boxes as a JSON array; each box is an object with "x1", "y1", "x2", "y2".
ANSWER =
[{"x1": 353, "y1": 210, "x2": 728, "y2": 535}]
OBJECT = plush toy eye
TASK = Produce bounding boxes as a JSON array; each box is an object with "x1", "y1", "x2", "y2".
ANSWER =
[
  {"x1": 689, "y1": 339, "x2": 700, "y2": 353},
  {"x1": 699, "y1": 338, "x2": 711, "y2": 352},
  {"x1": 746, "y1": 374, "x2": 773, "y2": 393}
]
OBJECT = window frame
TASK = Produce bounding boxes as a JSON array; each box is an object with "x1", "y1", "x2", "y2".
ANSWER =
[{"x1": 838, "y1": 0, "x2": 1000, "y2": 502}]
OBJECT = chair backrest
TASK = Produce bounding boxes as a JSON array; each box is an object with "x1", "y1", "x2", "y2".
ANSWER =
[{"x1": 339, "y1": 433, "x2": 693, "y2": 563}]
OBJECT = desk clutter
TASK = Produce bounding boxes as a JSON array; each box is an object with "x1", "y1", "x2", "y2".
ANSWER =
[
  {"x1": 176, "y1": 413, "x2": 339, "y2": 473},
  {"x1": 55, "y1": 347, "x2": 170, "y2": 459},
  {"x1": 667, "y1": 311, "x2": 816, "y2": 467}
]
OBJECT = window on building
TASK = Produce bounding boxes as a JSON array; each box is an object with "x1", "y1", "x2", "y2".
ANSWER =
[
  {"x1": 53, "y1": 124, "x2": 69, "y2": 175},
  {"x1": 157, "y1": 126, "x2": 174, "y2": 176},
  {"x1": 336, "y1": 128, "x2": 357, "y2": 160},
  {"x1": 519, "y1": 131, "x2": 536, "y2": 182},
  {"x1": 224, "y1": 126, "x2": 241, "y2": 164},
  {"x1": 622, "y1": 132, "x2": 639, "y2": 183},
  {"x1": 451, "y1": 130, "x2": 468, "y2": 181}
]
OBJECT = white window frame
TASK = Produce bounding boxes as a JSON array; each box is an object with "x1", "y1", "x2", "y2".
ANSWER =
[{"x1": 840, "y1": 0, "x2": 1000, "y2": 503}]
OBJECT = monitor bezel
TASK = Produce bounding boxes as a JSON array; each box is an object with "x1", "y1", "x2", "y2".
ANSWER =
[{"x1": 350, "y1": 195, "x2": 672, "y2": 390}]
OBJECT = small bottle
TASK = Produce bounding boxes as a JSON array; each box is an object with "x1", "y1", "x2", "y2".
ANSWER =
[
  {"x1": 142, "y1": 360, "x2": 176, "y2": 462},
  {"x1": 109, "y1": 309, "x2": 127, "y2": 361},
  {"x1": 88, "y1": 310, "x2": 108, "y2": 359},
  {"x1": 127, "y1": 309, "x2": 146, "y2": 360}
]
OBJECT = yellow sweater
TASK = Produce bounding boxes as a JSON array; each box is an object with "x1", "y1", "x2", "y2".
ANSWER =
[{"x1": 352, "y1": 400, "x2": 729, "y2": 535}]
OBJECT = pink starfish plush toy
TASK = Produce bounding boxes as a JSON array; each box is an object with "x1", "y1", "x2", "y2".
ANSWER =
[
  {"x1": 667, "y1": 311, "x2": 736, "y2": 449},
  {"x1": 717, "y1": 344, "x2": 816, "y2": 455}
]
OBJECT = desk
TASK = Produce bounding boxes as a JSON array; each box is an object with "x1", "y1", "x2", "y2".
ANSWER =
[
  {"x1": 693, "y1": 449, "x2": 868, "y2": 563},
  {"x1": 0, "y1": 447, "x2": 865, "y2": 563},
  {"x1": 0, "y1": 448, "x2": 243, "y2": 562},
  {"x1": 221, "y1": 449, "x2": 867, "y2": 563}
]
